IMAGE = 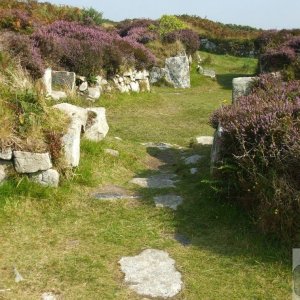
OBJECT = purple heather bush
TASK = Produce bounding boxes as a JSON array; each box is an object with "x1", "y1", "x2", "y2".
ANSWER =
[
  {"x1": 8, "y1": 34, "x2": 44, "y2": 79},
  {"x1": 211, "y1": 75, "x2": 300, "y2": 241},
  {"x1": 32, "y1": 21, "x2": 156, "y2": 77},
  {"x1": 117, "y1": 18, "x2": 158, "y2": 37},
  {"x1": 126, "y1": 26, "x2": 159, "y2": 44}
]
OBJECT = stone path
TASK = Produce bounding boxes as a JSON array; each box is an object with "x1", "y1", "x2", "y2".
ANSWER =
[
  {"x1": 92, "y1": 185, "x2": 140, "y2": 201},
  {"x1": 130, "y1": 174, "x2": 177, "y2": 189},
  {"x1": 119, "y1": 249, "x2": 183, "y2": 298},
  {"x1": 119, "y1": 137, "x2": 211, "y2": 297},
  {"x1": 154, "y1": 195, "x2": 183, "y2": 210}
]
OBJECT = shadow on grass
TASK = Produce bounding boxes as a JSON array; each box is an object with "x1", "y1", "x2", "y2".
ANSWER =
[
  {"x1": 217, "y1": 73, "x2": 254, "y2": 90},
  {"x1": 132, "y1": 144, "x2": 290, "y2": 266}
]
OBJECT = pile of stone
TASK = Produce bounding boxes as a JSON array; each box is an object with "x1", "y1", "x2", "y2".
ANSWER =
[
  {"x1": 0, "y1": 103, "x2": 109, "y2": 187},
  {"x1": 112, "y1": 69, "x2": 151, "y2": 93},
  {"x1": 150, "y1": 54, "x2": 190, "y2": 88}
]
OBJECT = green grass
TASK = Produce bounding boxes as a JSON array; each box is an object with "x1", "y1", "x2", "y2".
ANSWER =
[{"x1": 0, "y1": 52, "x2": 291, "y2": 299}]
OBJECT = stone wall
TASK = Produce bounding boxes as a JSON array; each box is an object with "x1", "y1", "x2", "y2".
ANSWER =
[{"x1": 0, "y1": 103, "x2": 109, "y2": 187}]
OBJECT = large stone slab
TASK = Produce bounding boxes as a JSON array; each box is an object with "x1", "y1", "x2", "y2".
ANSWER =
[
  {"x1": 154, "y1": 195, "x2": 183, "y2": 210},
  {"x1": 193, "y1": 136, "x2": 214, "y2": 146},
  {"x1": 29, "y1": 169, "x2": 60, "y2": 187},
  {"x1": 119, "y1": 249, "x2": 182, "y2": 298},
  {"x1": 84, "y1": 107, "x2": 109, "y2": 142},
  {"x1": 165, "y1": 55, "x2": 190, "y2": 88},
  {"x1": 130, "y1": 174, "x2": 176, "y2": 189},
  {"x1": 184, "y1": 155, "x2": 202, "y2": 165},
  {"x1": 13, "y1": 151, "x2": 52, "y2": 174},
  {"x1": 232, "y1": 77, "x2": 256, "y2": 103},
  {"x1": 93, "y1": 184, "x2": 140, "y2": 201},
  {"x1": 52, "y1": 70, "x2": 76, "y2": 92},
  {"x1": 43, "y1": 68, "x2": 52, "y2": 96}
]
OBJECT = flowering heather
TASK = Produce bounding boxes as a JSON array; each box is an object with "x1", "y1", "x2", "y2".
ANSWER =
[
  {"x1": 8, "y1": 34, "x2": 44, "y2": 79},
  {"x1": 32, "y1": 21, "x2": 156, "y2": 76},
  {"x1": 126, "y1": 26, "x2": 159, "y2": 44},
  {"x1": 211, "y1": 75, "x2": 300, "y2": 240},
  {"x1": 117, "y1": 18, "x2": 158, "y2": 37}
]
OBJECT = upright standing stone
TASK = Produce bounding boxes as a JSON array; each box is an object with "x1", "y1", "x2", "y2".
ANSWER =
[
  {"x1": 210, "y1": 124, "x2": 224, "y2": 175},
  {"x1": 232, "y1": 77, "x2": 256, "y2": 103},
  {"x1": 43, "y1": 68, "x2": 52, "y2": 96},
  {"x1": 165, "y1": 55, "x2": 190, "y2": 88}
]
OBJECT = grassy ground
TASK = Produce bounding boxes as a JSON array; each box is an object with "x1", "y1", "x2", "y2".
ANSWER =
[{"x1": 0, "y1": 52, "x2": 291, "y2": 299}]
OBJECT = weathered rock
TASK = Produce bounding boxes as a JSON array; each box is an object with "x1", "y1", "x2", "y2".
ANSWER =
[
  {"x1": 193, "y1": 136, "x2": 214, "y2": 145},
  {"x1": 184, "y1": 155, "x2": 202, "y2": 165},
  {"x1": 201, "y1": 39, "x2": 217, "y2": 51},
  {"x1": 130, "y1": 174, "x2": 176, "y2": 189},
  {"x1": 53, "y1": 103, "x2": 88, "y2": 132},
  {"x1": 79, "y1": 81, "x2": 88, "y2": 92},
  {"x1": 203, "y1": 69, "x2": 216, "y2": 79},
  {"x1": 41, "y1": 292, "x2": 57, "y2": 300},
  {"x1": 104, "y1": 149, "x2": 119, "y2": 157},
  {"x1": 190, "y1": 168, "x2": 198, "y2": 175},
  {"x1": 232, "y1": 77, "x2": 256, "y2": 103},
  {"x1": 135, "y1": 70, "x2": 149, "y2": 80},
  {"x1": 149, "y1": 67, "x2": 168, "y2": 84},
  {"x1": 0, "y1": 147, "x2": 12, "y2": 160},
  {"x1": 52, "y1": 70, "x2": 76, "y2": 92},
  {"x1": 119, "y1": 249, "x2": 182, "y2": 298},
  {"x1": 53, "y1": 103, "x2": 87, "y2": 167},
  {"x1": 84, "y1": 107, "x2": 109, "y2": 142},
  {"x1": 210, "y1": 124, "x2": 224, "y2": 175},
  {"x1": 130, "y1": 81, "x2": 140, "y2": 93},
  {"x1": 50, "y1": 90, "x2": 67, "y2": 101},
  {"x1": 139, "y1": 79, "x2": 151, "y2": 92},
  {"x1": 154, "y1": 195, "x2": 183, "y2": 210},
  {"x1": 29, "y1": 169, "x2": 60, "y2": 187},
  {"x1": 0, "y1": 160, "x2": 11, "y2": 184},
  {"x1": 13, "y1": 267, "x2": 24, "y2": 283},
  {"x1": 43, "y1": 68, "x2": 52, "y2": 96},
  {"x1": 93, "y1": 184, "x2": 139, "y2": 201},
  {"x1": 87, "y1": 87, "x2": 101, "y2": 100},
  {"x1": 165, "y1": 55, "x2": 190, "y2": 88},
  {"x1": 13, "y1": 151, "x2": 52, "y2": 174}
]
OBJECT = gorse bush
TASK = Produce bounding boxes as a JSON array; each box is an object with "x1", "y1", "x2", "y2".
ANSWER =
[
  {"x1": 211, "y1": 75, "x2": 300, "y2": 241},
  {"x1": 158, "y1": 15, "x2": 187, "y2": 36}
]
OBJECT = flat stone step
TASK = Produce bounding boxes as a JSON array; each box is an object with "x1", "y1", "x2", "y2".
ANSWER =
[
  {"x1": 154, "y1": 195, "x2": 183, "y2": 210},
  {"x1": 119, "y1": 249, "x2": 183, "y2": 298},
  {"x1": 130, "y1": 174, "x2": 177, "y2": 189},
  {"x1": 92, "y1": 185, "x2": 139, "y2": 201}
]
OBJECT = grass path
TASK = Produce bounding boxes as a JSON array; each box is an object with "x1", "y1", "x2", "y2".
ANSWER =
[{"x1": 0, "y1": 52, "x2": 290, "y2": 299}]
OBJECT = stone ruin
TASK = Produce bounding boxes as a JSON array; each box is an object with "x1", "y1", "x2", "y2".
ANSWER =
[{"x1": 0, "y1": 103, "x2": 109, "y2": 187}]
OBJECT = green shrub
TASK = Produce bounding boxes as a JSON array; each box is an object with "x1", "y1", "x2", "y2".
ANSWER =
[{"x1": 158, "y1": 15, "x2": 187, "y2": 36}]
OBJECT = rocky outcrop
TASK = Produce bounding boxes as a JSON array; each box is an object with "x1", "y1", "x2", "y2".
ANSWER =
[
  {"x1": 13, "y1": 151, "x2": 52, "y2": 174},
  {"x1": 150, "y1": 54, "x2": 190, "y2": 88},
  {"x1": 232, "y1": 77, "x2": 256, "y2": 103}
]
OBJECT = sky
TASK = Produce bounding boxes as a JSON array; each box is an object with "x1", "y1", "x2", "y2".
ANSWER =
[{"x1": 44, "y1": 0, "x2": 300, "y2": 30}]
